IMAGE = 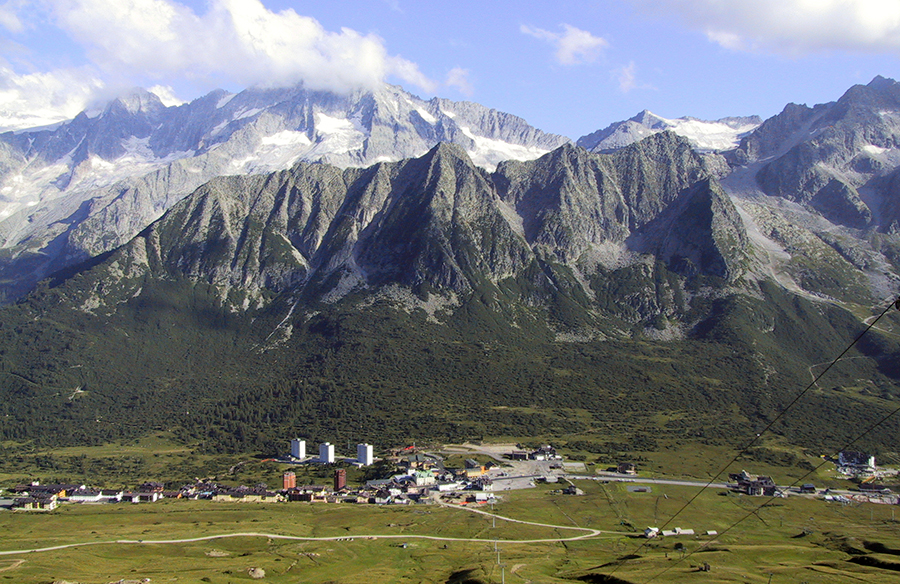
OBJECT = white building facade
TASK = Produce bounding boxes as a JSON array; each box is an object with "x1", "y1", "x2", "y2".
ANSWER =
[
  {"x1": 318, "y1": 442, "x2": 335, "y2": 463},
  {"x1": 357, "y1": 443, "x2": 374, "y2": 466},
  {"x1": 290, "y1": 438, "x2": 306, "y2": 459}
]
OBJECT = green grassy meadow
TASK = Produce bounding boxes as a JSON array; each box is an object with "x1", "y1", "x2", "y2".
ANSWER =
[{"x1": 2, "y1": 479, "x2": 900, "y2": 583}]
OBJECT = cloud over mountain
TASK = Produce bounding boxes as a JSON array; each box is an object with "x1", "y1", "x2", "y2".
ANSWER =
[
  {"x1": 0, "y1": 65, "x2": 104, "y2": 129},
  {"x1": 53, "y1": 0, "x2": 435, "y2": 91},
  {"x1": 0, "y1": 0, "x2": 436, "y2": 130}
]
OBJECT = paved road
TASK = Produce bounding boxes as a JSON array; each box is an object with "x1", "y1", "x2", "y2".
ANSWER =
[
  {"x1": 566, "y1": 474, "x2": 732, "y2": 490},
  {"x1": 565, "y1": 473, "x2": 864, "y2": 498}
]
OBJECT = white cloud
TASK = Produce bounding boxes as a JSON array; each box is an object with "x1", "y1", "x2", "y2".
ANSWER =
[
  {"x1": 387, "y1": 55, "x2": 438, "y2": 93},
  {"x1": 521, "y1": 23, "x2": 608, "y2": 65},
  {"x1": 0, "y1": 1, "x2": 24, "y2": 33},
  {"x1": 0, "y1": 0, "x2": 439, "y2": 130},
  {"x1": 445, "y1": 67, "x2": 474, "y2": 96},
  {"x1": 616, "y1": 62, "x2": 637, "y2": 93},
  {"x1": 0, "y1": 66, "x2": 104, "y2": 130},
  {"x1": 635, "y1": 0, "x2": 900, "y2": 55},
  {"x1": 612, "y1": 61, "x2": 654, "y2": 94},
  {"x1": 50, "y1": 0, "x2": 435, "y2": 93},
  {"x1": 148, "y1": 84, "x2": 184, "y2": 107}
]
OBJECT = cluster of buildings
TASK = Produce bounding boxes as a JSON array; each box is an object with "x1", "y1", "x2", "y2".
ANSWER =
[
  {"x1": 643, "y1": 526, "x2": 715, "y2": 538},
  {"x1": 289, "y1": 439, "x2": 374, "y2": 466},
  {"x1": 277, "y1": 448, "x2": 497, "y2": 507},
  {"x1": 2, "y1": 481, "x2": 172, "y2": 511},
  {"x1": 2, "y1": 480, "x2": 298, "y2": 509},
  {"x1": 507, "y1": 444, "x2": 563, "y2": 461},
  {"x1": 3, "y1": 445, "x2": 500, "y2": 512},
  {"x1": 728, "y1": 470, "x2": 783, "y2": 497},
  {"x1": 837, "y1": 451, "x2": 877, "y2": 476},
  {"x1": 727, "y1": 451, "x2": 888, "y2": 497}
]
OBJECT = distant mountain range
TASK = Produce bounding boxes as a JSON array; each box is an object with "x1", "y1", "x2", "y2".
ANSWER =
[
  {"x1": 577, "y1": 110, "x2": 761, "y2": 153},
  {"x1": 0, "y1": 84, "x2": 568, "y2": 300},
  {"x1": 2, "y1": 76, "x2": 900, "y2": 457}
]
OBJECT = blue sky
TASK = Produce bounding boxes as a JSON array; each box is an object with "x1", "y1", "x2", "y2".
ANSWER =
[{"x1": 1, "y1": 0, "x2": 899, "y2": 136}]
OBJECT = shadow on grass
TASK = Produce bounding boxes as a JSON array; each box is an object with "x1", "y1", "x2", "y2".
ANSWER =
[
  {"x1": 576, "y1": 573, "x2": 637, "y2": 583},
  {"x1": 446, "y1": 569, "x2": 487, "y2": 584}
]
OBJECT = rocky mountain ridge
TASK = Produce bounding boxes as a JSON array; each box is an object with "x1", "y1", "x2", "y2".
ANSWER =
[
  {"x1": 4, "y1": 79, "x2": 900, "y2": 457},
  {"x1": 0, "y1": 83, "x2": 568, "y2": 300},
  {"x1": 3, "y1": 76, "x2": 900, "y2": 320},
  {"x1": 728, "y1": 76, "x2": 900, "y2": 231},
  {"x1": 60, "y1": 133, "x2": 744, "y2": 336}
]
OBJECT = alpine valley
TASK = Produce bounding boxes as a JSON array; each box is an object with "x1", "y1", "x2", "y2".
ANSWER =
[{"x1": 2, "y1": 77, "x2": 900, "y2": 466}]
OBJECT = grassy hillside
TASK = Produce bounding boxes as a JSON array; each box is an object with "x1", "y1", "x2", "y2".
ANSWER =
[{"x1": 1, "y1": 267, "x2": 899, "y2": 484}]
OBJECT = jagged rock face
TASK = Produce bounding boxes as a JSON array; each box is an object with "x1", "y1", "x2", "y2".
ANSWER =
[
  {"x1": 494, "y1": 133, "x2": 729, "y2": 264},
  {"x1": 727, "y1": 102, "x2": 821, "y2": 164},
  {"x1": 495, "y1": 144, "x2": 629, "y2": 262},
  {"x1": 631, "y1": 178, "x2": 749, "y2": 280},
  {"x1": 62, "y1": 137, "x2": 750, "y2": 338},
  {"x1": 349, "y1": 144, "x2": 532, "y2": 293},
  {"x1": 100, "y1": 144, "x2": 536, "y2": 307},
  {"x1": 0, "y1": 84, "x2": 569, "y2": 302},
  {"x1": 732, "y1": 76, "x2": 900, "y2": 230}
]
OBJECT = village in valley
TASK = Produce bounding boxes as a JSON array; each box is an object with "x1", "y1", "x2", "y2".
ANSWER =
[{"x1": 2, "y1": 438, "x2": 898, "y2": 532}]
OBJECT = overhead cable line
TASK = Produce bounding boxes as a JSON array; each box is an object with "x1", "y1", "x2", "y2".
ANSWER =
[
  {"x1": 603, "y1": 295, "x2": 900, "y2": 580},
  {"x1": 643, "y1": 389, "x2": 900, "y2": 583}
]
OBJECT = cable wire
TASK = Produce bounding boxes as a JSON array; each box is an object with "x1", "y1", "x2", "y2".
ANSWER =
[
  {"x1": 644, "y1": 394, "x2": 900, "y2": 583},
  {"x1": 603, "y1": 296, "x2": 900, "y2": 580}
]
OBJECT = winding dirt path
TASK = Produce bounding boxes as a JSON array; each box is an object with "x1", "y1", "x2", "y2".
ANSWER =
[
  {"x1": 0, "y1": 503, "x2": 629, "y2": 557},
  {"x1": 0, "y1": 559, "x2": 24, "y2": 571}
]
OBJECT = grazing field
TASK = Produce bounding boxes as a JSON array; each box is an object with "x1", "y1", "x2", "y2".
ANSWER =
[{"x1": 2, "y1": 480, "x2": 900, "y2": 583}]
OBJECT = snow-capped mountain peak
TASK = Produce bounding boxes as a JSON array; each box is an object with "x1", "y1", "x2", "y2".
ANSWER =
[
  {"x1": 0, "y1": 83, "x2": 569, "y2": 299},
  {"x1": 105, "y1": 88, "x2": 166, "y2": 116},
  {"x1": 578, "y1": 110, "x2": 761, "y2": 153}
]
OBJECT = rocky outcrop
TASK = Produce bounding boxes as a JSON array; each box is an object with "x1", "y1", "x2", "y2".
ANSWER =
[{"x1": 732, "y1": 76, "x2": 900, "y2": 231}]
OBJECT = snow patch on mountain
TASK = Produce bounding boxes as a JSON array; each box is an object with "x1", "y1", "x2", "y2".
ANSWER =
[
  {"x1": 404, "y1": 98, "x2": 436, "y2": 123},
  {"x1": 261, "y1": 130, "x2": 312, "y2": 148},
  {"x1": 315, "y1": 112, "x2": 356, "y2": 134},
  {"x1": 667, "y1": 117, "x2": 760, "y2": 151},
  {"x1": 459, "y1": 126, "x2": 551, "y2": 171},
  {"x1": 216, "y1": 94, "x2": 236, "y2": 109},
  {"x1": 578, "y1": 110, "x2": 761, "y2": 153},
  {"x1": 863, "y1": 144, "x2": 889, "y2": 155},
  {"x1": 311, "y1": 112, "x2": 366, "y2": 157},
  {"x1": 231, "y1": 132, "x2": 313, "y2": 174},
  {"x1": 235, "y1": 107, "x2": 264, "y2": 120}
]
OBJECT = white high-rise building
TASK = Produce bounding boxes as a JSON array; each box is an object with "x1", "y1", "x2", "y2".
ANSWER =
[
  {"x1": 318, "y1": 442, "x2": 335, "y2": 464},
  {"x1": 290, "y1": 438, "x2": 306, "y2": 459},
  {"x1": 357, "y1": 443, "x2": 374, "y2": 466}
]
